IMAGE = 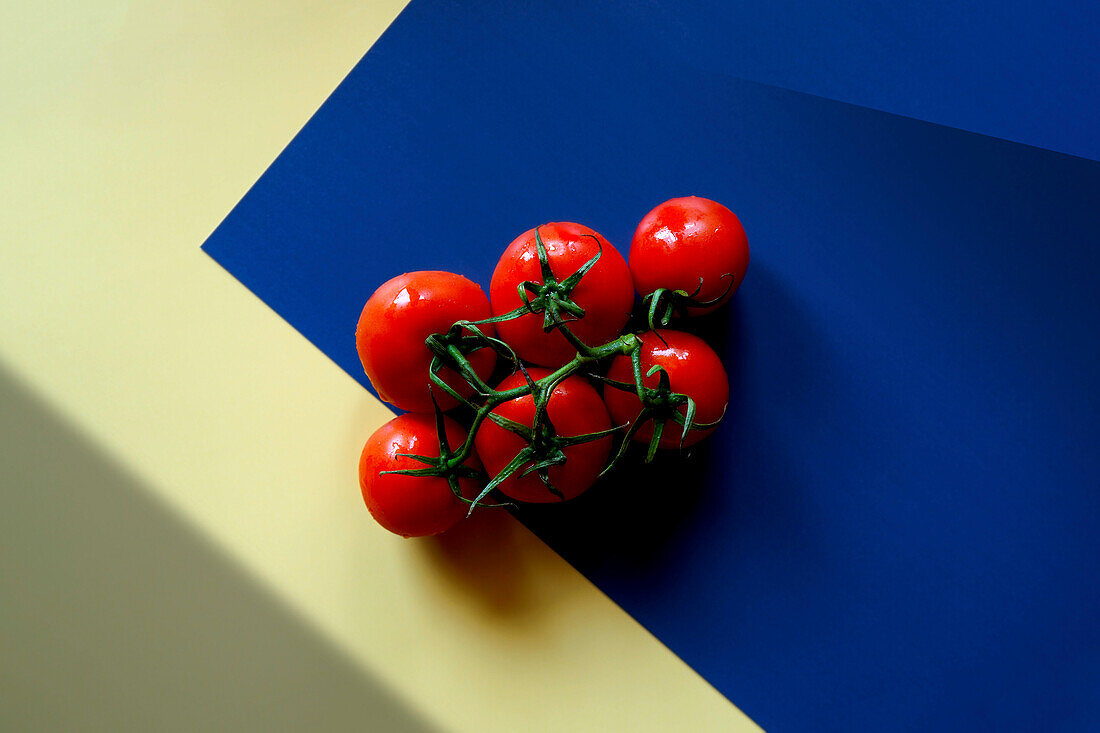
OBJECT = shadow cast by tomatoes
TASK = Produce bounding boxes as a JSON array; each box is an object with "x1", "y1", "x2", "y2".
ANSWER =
[
  {"x1": 410, "y1": 287, "x2": 751, "y2": 612},
  {"x1": 415, "y1": 506, "x2": 575, "y2": 620},
  {"x1": 512, "y1": 297, "x2": 747, "y2": 572},
  {"x1": 515, "y1": 264, "x2": 831, "y2": 585},
  {"x1": 513, "y1": 443, "x2": 719, "y2": 576}
]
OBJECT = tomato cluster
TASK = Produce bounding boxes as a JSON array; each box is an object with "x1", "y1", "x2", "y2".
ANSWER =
[{"x1": 355, "y1": 196, "x2": 749, "y2": 537}]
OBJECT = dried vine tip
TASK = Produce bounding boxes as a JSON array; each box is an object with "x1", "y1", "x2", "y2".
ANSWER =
[{"x1": 642, "y1": 272, "x2": 738, "y2": 330}]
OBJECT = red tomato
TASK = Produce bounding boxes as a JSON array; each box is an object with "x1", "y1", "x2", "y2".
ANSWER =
[
  {"x1": 603, "y1": 330, "x2": 729, "y2": 449},
  {"x1": 356, "y1": 271, "x2": 496, "y2": 412},
  {"x1": 474, "y1": 369, "x2": 613, "y2": 503},
  {"x1": 359, "y1": 413, "x2": 482, "y2": 538},
  {"x1": 630, "y1": 196, "x2": 749, "y2": 314},
  {"x1": 489, "y1": 223, "x2": 634, "y2": 367}
]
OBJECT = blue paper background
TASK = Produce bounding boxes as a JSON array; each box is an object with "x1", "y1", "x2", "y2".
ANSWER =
[
  {"x1": 585, "y1": 0, "x2": 1100, "y2": 161},
  {"x1": 204, "y1": 1, "x2": 1100, "y2": 729}
]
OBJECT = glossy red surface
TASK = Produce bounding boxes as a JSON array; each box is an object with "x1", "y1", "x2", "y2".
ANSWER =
[
  {"x1": 359, "y1": 413, "x2": 482, "y2": 538},
  {"x1": 356, "y1": 271, "x2": 496, "y2": 412},
  {"x1": 630, "y1": 197, "x2": 749, "y2": 313},
  {"x1": 603, "y1": 330, "x2": 729, "y2": 449}
]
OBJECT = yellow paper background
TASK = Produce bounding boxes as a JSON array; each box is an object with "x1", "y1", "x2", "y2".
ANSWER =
[{"x1": 0, "y1": 2, "x2": 759, "y2": 730}]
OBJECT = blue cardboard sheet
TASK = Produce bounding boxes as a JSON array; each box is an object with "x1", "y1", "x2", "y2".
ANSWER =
[
  {"x1": 204, "y1": 1, "x2": 1100, "y2": 729},
  {"x1": 578, "y1": 0, "x2": 1100, "y2": 161}
]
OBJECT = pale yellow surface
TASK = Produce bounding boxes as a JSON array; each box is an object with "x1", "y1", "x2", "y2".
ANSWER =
[{"x1": 0, "y1": 2, "x2": 759, "y2": 731}]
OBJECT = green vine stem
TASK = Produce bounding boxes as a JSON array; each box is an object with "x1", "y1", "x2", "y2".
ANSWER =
[
  {"x1": 388, "y1": 227, "x2": 724, "y2": 514},
  {"x1": 640, "y1": 273, "x2": 736, "y2": 332}
]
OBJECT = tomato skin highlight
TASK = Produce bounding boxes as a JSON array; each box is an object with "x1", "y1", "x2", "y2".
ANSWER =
[
  {"x1": 489, "y1": 223, "x2": 634, "y2": 367},
  {"x1": 356, "y1": 271, "x2": 496, "y2": 412},
  {"x1": 630, "y1": 196, "x2": 749, "y2": 314},
  {"x1": 474, "y1": 369, "x2": 613, "y2": 503},
  {"x1": 603, "y1": 330, "x2": 729, "y2": 449},
  {"x1": 359, "y1": 413, "x2": 482, "y2": 538}
]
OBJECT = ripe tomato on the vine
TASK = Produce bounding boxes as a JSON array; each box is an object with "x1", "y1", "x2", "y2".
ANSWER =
[
  {"x1": 490, "y1": 222, "x2": 634, "y2": 368},
  {"x1": 603, "y1": 330, "x2": 729, "y2": 449},
  {"x1": 474, "y1": 369, "x2": 613, "y2": 503},
  {"x1": 630, "y1": 196, "x2": 749, "y2": 314},
  {"x1": 356, "y1": 271, "x2": 496, "y2": 412},
  {"x1": 359, "y1": 413, "x2": 481, "y2": 538}
]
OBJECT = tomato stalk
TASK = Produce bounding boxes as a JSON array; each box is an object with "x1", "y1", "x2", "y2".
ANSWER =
[
  {"x1": 415, "y1": 330, "x2": 641, "y2": 514},
  {"x1": 641, "y1": 274, "x2": 737, "y2": 332},
  {"x1": 389, "y1": 228, "x2": 721, "y2": 513}
]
